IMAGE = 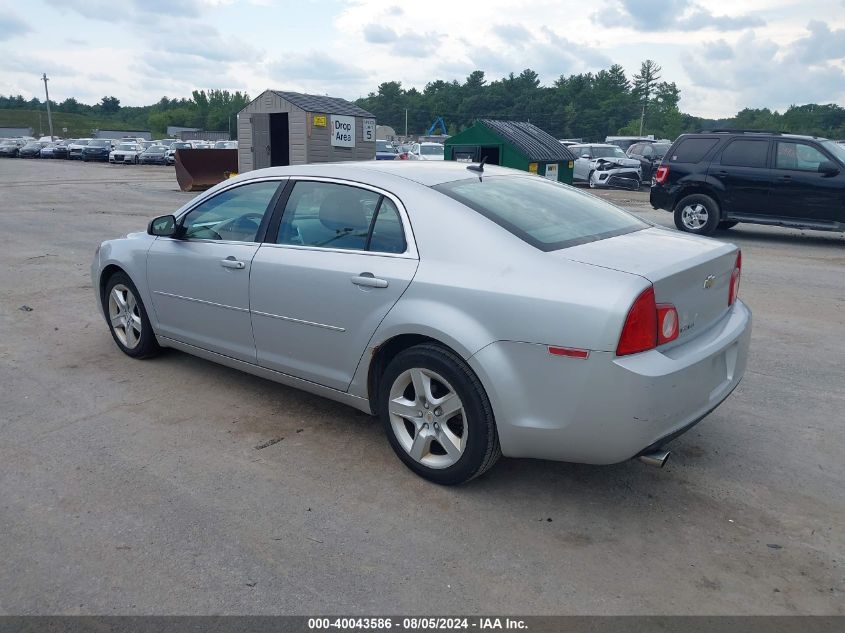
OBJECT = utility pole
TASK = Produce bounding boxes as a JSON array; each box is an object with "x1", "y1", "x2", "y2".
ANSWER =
[
  {"x1": 404, "y1": 108, "x2": 408, "y2": 138},
  {"x1": 639, "y1": 104, "x2": 645, "y2": 136},
  {"x1": 42, "y1": 73, "x2": 54, "y2": 140}
]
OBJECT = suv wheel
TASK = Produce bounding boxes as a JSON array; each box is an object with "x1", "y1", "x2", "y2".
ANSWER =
[{"x1": 674, "y1": 194, "x2": 720, "y2": 235}]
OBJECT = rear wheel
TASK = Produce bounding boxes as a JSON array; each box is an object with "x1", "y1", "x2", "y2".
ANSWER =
[
  {"x1": 674, "y1": 194, "x2": 720, "y2": 235},
  {"x1": 379, "y1": 343, "x2": 500, "y2": 485},
  {"x1": 104, "y1": 272, "x2": 160, "y2": 359}
]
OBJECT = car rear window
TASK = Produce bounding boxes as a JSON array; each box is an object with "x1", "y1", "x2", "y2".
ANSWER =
[
  {"x1": 668, "y1": 137, "x2": 719, "y2": 163},
  {"x1": 434, "y1": 175, "x2": 646, "y2": 251}
]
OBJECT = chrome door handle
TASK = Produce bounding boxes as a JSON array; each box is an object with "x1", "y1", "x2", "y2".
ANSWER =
[
  {"x1": 351, "y1": 273, "x2": 388, "y2": 288},
  {"x1": 220, "y1": 257, "x2": 245, "y2": 270}
]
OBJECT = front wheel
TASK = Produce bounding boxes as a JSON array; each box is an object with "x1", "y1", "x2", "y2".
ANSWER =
[
  {"x1": 379, "y1": 343, "x2": 500, "y2": 485},
  {"x1": 588, "y1": 171, "x2": 597, "y2": 188},
  {"x1": 103, "y1": 272, "x2": 160, "y2": 359},
  {"x1": 674, "y1": 194, "x2": 721, "y2": 235}
]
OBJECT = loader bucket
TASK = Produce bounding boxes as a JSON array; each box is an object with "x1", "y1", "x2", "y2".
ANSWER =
[{"x1": 174, "y1": 148, "x2": 238, "y2": 192}]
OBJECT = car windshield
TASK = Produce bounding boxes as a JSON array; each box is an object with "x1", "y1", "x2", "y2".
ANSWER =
[
  {"x1": 592, "y1": 146, "x2": 628, "y2": 158},
  {"x1": 75, "y1": 140, "x2": 90, "y2": 146},
  {"x1": 24, "y1": 143, "x2": 40, "y2": 148},
  {"x1": 421, "y1": 145, "x2": 444, "y2": 156},
  {"x1": 821, "y1": 140, "x2": 845, "y2": 164},
  {"x1": 434, "y1": 175, "x2": 646, "y2": 251},
  {"x1": 89, "y1": 140, "x2": 110, "y2": 147},
  {"x1": 145, "y1": 146, "x2": 165, "y2": 154},
  {"x1": 376, "y1": 141, "x2": 394, "y2": 152},
  {"x1": 117, "y1": 144, "x2": 136, "y2": 150},
  {"x1": 173, "y1": 142, "x2": 191, "y2": 149}
]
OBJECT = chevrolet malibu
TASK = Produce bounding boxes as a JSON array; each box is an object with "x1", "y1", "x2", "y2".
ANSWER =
[{"x1": 92, "y1": 161, "x2": 751, "y2": 484}]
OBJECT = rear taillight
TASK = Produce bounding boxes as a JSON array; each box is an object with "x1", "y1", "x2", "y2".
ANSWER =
[
  {"x1": 617, "y1": 287, "x2": 679, "y2": 356},
  {"x1": 728, "y1": 250, "x2": 742, "y2": 306},
  {"x1": 617, "y1": 287, "x2": 657, "y2": 356},
  {"x1": 654, "y1": 164, "x2": 669, "y2": 184}
]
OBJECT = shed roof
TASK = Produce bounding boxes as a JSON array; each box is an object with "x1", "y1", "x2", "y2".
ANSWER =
[
  {"x1": 479, "y1": 119, "x2": 575, "y2": 161},
  {"x1": 271, "y1": 91, "x2": 374, "y2": 117}
]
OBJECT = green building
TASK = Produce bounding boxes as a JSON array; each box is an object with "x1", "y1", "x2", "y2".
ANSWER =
[{"x1": 443, "y1": 119, "x2": 576, "y2": 184}]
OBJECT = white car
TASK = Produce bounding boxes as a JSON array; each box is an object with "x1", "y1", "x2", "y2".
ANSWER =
[
  {"x1": 165, "y1": 141, "x2": 194, "y2": 165},
  {"x1": 408, "y1": 142, "x2": 445, "y2": 161},
  {"x1": 571, "y1": 144, "x2": 643, "y2": 190},
  {"x1": 214, "y1": 140, "x2": 238, "y2": 149},
  {"x1": 109, "y1": 143, "x2": 143, "y2": 164},
  {"x1": 67, "y1": 138, "x2": 92, "y2": 160}
]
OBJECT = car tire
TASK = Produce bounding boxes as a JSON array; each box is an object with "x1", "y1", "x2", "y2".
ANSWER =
[
  {"x1": 718, "y1": 220, "x2": 739, "y2": 230},
  {"x1": 378, "y1": 343, "x2": 500, "y2": 485},
  {"x1": 674, "y1": 194, "x2": 721, "y2": 235},
  {"x1": 103, "y1": 272, "x2": 160, "y2": 359}
]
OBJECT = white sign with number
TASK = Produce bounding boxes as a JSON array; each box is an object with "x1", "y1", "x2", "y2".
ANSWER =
[
  {"x1": 544, "y1": 163, "x2": 559, "y2": 181},
  {"x1": 362, "y1": 118, "x2": 376, "y2": 142},
  {"x1": 331, "y1": 115, "x2": 355, "y2": 147}
]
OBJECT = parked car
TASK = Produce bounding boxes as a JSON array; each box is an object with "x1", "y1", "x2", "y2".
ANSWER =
[
  {"x1": 82, "y1": 139, "x2": 114, "y2": 162},
  {"x1": 67, "y1": 138, "x2": 92, "y2": 160},
  {"x1": 0, "y1": 139, "x2": 26, "y2": 157},
  {"x1": 92, "y1": 161, "x2": 750, "y2": 484},
  {"x1": 408, "y1": 142, "x2": 445, "y2": 161},
  {"x1": 627, "y1": 141, "x2": 672, "y2": 181},
  {"x1": 39, "y1": 142, "x2": 61, "y2": 158},
  {"x1": 51, "y1": 140, "x2": 71, "y2": 159},
  {"x1": 605, "y1": 136, "x2": 655, "y2": 151},
  {"x1": 109, "y1": 143, "x2": 143, "y2": 164},
  {"x1": 139, "y1": 145, "x2": 168, "y2": 165},
  {"x1": 19, "y1": 141, "x2": 48, "y2": 158},
  {"x1": 375, "y1": 140, "x2": 397, "y2": 160},
  {"x1": 650, "y1": 130, "x2": 845, "y2": 235},
  {"x1": 165, "y1": 141, "x2": 193, "y2": 165},
  {"x1": 154, "y1": 139, "x2": 178, "y2": 147},
  {"x1": 214, "y1": 140, "x2": 238, "y2": 150},
  {"x1": 571, "y1": 144, "x2": 643, "y2": 189}
]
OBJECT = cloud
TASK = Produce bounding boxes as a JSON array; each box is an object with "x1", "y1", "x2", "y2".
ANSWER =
[
  {"x1": 681, "y1": 27, "x2": 845, "y2": 111},
  {"x1": 390, "y1": 32, "x2": 443, "y2": 58},
  {"x1": 491, "y1": 24, "x2": 533, "y2": 46},
  {"x1": 268, "y1": 51, "x2": 369, "y2": 84},
  {"x1": 43, "y1": 0, "x2": 204, "y2": 23},
  {"x1": 789, "y1": 20, "x2": 845, "y2": 64},
  {"x1": 363, "y1": 23, "x2": 398, "y2": 44},
  {"x1": 594, "y1": 0, "x2": 763, "y2": 31},
  {"x1": 0, "y1": 13, "x2": 32, "y2": 41},
  {"x1": 0, "y1": 51, "x2": 75, "y2": 75}
]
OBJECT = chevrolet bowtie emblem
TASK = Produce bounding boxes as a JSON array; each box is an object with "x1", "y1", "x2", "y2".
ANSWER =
[{"x1": 703, "y1": 275, "x2": 716, "y2": 289}]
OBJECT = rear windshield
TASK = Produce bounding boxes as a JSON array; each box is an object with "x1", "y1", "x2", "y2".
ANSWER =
[
  {"x1": 668, "y1": 137, "x2": 719, "y2": 163},
  {"x1": 421, "y1": 144, "x2": 443, "y2": 156},
  {"x1": 434, "y1": 175, "x2": 646, "y2": 251},
  {"x1": 376, "y1": 141, "x2": 394, "y2": 151}
]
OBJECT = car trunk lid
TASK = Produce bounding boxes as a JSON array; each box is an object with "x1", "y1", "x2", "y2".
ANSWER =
[{"x1": 556, "y1": 227, "x2": 738, "y2": 344}]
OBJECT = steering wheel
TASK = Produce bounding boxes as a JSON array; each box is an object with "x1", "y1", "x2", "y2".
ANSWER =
[{"x1": 214, "y1": 212, "x2": 265, "y2": 240}]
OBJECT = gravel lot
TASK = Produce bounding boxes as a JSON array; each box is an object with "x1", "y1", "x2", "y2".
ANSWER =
[{"x1": 1, "y1": 159, "x2": 843, "y2": 615}]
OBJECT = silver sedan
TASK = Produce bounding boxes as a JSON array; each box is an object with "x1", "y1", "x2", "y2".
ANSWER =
[{"x1": 92, "y1": 161, "x2": 751, "y2": 484}]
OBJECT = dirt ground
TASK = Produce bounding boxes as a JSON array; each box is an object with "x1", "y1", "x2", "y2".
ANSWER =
[{"x1": 0, "y1": 159, "x2": 843, "y2": 615}]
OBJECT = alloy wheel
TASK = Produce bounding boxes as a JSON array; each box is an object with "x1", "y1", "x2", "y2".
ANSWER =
[
  {"x1": 108, "y1": 284, "x2": 143, "y2": 349},
  {"x1": 388, "y1": 367, "x2": 467, "y2": 469},
  {"x1": 681, "y1": 203, "x2": 709, "y2": 230}
]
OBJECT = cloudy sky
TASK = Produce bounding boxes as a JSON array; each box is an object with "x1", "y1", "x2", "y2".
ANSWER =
[{"x1": 1, "y1": 0, "x2": 844, "y2": 118}]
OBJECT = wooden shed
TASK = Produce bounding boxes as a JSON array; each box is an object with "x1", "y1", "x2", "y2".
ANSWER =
[
  {"x1": 237, "y1": 90, "x2": 376, "y2": 173},
  {"x1": 444, "y1": 119, "x2": 576, "y2": 184}
]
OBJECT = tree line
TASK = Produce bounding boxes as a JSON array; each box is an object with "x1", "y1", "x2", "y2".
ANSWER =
[
  {"x1": 2, "y1": 60, "x2": 845, "y2": 140},
  {"x1": 0, "y1": 90, "x2": 250, "y2": 137}
]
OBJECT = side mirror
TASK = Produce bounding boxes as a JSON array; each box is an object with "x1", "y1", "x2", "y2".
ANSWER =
[
  {"x1": 148, "y1": 214, "x2": 177, "y2": 237},
  {"x1": 818, "y1": 160, "x2": 840, "y2": 176}
]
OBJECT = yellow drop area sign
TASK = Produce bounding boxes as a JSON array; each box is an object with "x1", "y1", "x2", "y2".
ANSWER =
[
  {"x1": 313, "y1": 115, "x2": 327, "y2": 127},
  {"x1": 528, "y1": 162, "x2": 538, "y2": 174}
]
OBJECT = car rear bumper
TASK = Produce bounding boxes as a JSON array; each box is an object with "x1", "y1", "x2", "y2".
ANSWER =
[
  {"x1": 468, "y1": 300, "x2": 752, "y2": 464},
  {"x1": 649, "y1": 184, "x2": 673, "y2": 210}
]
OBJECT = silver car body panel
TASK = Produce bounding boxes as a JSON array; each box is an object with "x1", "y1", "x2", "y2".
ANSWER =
[{"x1": 93, "y1": 161, "x2": 751, "y2": 464}]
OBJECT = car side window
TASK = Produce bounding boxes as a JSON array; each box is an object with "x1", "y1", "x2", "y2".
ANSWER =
[
  {"x1": 180, "y1": 181, "x2": 280, "y2": 242},
  {"x1": 669, "y1": 137, "x2": 719, "y2": 163},
  {"x1": 642, "y1": 145, "x2": 653, "y2": 157},
  {"x1": 276, "y1": 181, "x2": 407, "y2": 253},
  {"x1": 720, "y1": 139, "x2": 769, "y2": 168},
  {"x1": 776, "y1": 142, "x2": 827, "y2": 171},
  {"x1": 629, "y1": 143, "x2": 642, "y2": 155}
]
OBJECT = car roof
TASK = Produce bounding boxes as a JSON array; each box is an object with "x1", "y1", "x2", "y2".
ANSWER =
[
  {"x1": 229, "y1": 160, "x2": 521, "y2": 188},
  {"x1": 574, "y1": 144, "x2": 617, "y2": 148}
]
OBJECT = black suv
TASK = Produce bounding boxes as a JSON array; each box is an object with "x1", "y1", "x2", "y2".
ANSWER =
[{"x1": 650, "y1": 130, "x2": 845, "y2": 235}]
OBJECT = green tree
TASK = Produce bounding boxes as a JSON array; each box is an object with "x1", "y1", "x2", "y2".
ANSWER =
[{"x1": 632, "y1": 59, "x2": 662, "y2": 135}]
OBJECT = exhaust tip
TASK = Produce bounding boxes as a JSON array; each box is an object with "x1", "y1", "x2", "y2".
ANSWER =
[{"x1": 638, "y1": 449, "x2": 671, "y2": 468}]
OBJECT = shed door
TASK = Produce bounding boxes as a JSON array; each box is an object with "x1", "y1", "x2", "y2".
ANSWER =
[{"x1": 252, "y1": 113, "x2": 271, "y2": 170}]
